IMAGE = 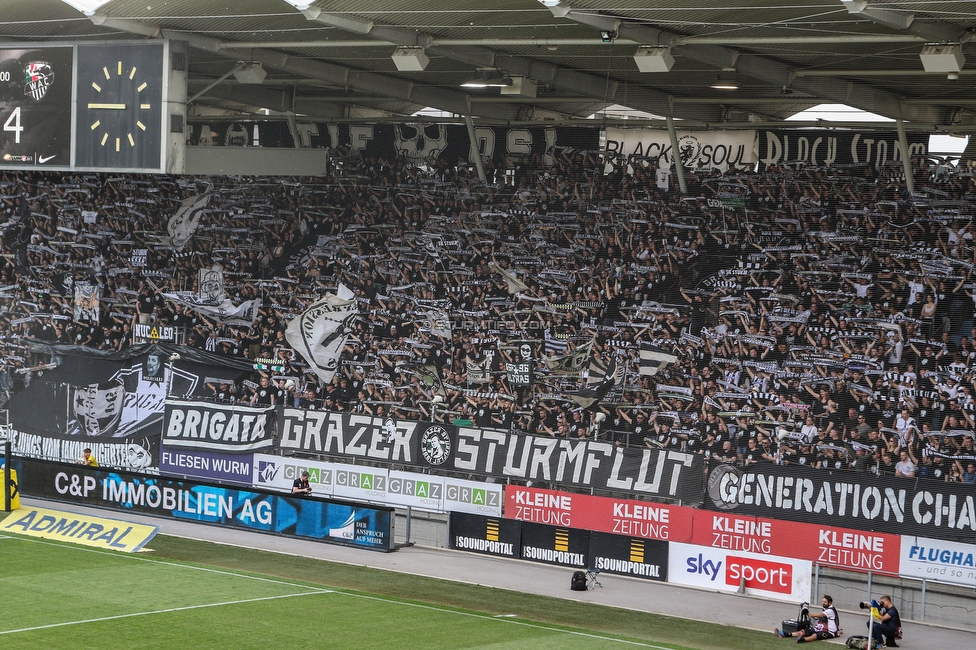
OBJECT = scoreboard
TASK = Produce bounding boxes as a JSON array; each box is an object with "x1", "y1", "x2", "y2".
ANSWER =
[
  {"x1": 0, "y1": 41, "x2": 185, "y2": 173},
  {"x1": 0, "y1": 46, "x2": 73, "y2": 167}
]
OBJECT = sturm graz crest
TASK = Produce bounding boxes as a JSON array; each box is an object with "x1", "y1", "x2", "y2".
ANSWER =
[{"x1": 420, "y1": 424, "x2": 452, "y2": 466}]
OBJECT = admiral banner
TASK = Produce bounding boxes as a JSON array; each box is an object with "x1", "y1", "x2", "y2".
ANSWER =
[
  {"x1": 18, "y1": 459, "x2": 394, "y2": 551},
  {"x1": 757, "y1": 129, "x2": 927, "y2": 169},
  {"x1": 1, "y1": 505, "x2": 158, "y2": 553},
  {"x1": 899, "y1": 536, "x2": 976, "y2": 588},
  {"x1": 604, "y1": 127, "x2": 755, "y2": 172},
  {"x1": 278, "y1": 409, "x2": 705, "y2": 502},
  {"x1": 705, "y1": 462, "x2": 976, "y2": 543},
  {"x1": 162, "y1": 400, "x2": 276, "y2": 454}
]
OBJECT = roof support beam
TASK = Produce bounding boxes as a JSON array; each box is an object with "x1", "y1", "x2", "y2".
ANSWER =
[
  {"x1": 542, "y1": 1, "x2": 973, "y2": 125},
  {"x1": 300, "y1": 10, "x2": 724, "y2": 122},
  {"x1": 839, "y1": 0, "x2": 969, "y2": 44},
  {"x1": 89, "y1": 15, "x2": 525, "y2": 122}
]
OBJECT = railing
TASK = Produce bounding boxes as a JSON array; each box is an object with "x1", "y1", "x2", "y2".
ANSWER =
[{"x1": 813, "y1": 563, "x2": 976, "y2": 630}]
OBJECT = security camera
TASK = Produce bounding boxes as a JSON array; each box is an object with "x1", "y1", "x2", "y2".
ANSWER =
[
  {"x1": 594, "y1": 412, "x2": 607, "y2": 424},
  {"x1": 168, "y1": 353, "x2": 181, "y2": 361},
  {"x1": 432, "y1": 395, "x2": 445, "y2": 404},
  {"x1": 600, "y1": 30, "x2": 616, "y2": 43}
]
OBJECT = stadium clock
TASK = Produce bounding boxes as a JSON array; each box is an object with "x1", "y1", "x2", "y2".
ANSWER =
[
  {"x1": 0, "y1": 46, "x2": 73, "y2": 167},
  {"x1": 74, "y1": 43, "x2": 164, "y2": 170}
]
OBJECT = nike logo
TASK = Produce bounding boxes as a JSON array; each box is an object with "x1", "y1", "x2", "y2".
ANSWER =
[{"x1": 38, "y1": 154, "x2": 56, "y2": 163}]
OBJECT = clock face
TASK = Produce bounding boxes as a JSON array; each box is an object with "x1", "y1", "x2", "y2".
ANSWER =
[{"x1": 75, "y1": 43, "x2": 164, "y2": 170}]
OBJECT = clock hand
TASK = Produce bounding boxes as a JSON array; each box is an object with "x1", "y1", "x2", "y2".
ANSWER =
[{"x1": 88, "y1": 103, "x2": 127, "y2": 110}]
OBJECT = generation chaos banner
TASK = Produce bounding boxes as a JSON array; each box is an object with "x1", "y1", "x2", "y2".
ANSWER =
[{"x1": 705, "y1": 462, "x2": 976, "y2": 543}]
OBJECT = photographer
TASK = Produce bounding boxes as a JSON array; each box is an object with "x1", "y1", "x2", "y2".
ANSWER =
[
  {"x1": 776, "y1": 595, "x2": 839, "y2": 643},
  {"x1": 862, "y1": 596, "x2": 901, "y2": 648}
]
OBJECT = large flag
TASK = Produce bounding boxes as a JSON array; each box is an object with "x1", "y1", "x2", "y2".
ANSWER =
[
  {"x1": 544, "y1": 329, "x2": 569, "y2": 356},
  {"x1": 426, "y1": 309, "x2": 452, "y2": 339},
  {"x1": 585, "y1": 353, "x2": 622, "y2": 388},
  {"x1": 285, "y1": 285, "x2": 358, "y2": 384},
  {"x1": 405, "y1": 364, "x2": 447, "y2": 398},
  {"x1": 197, "y1": 266, "x2": 224, "y2": 304},
  {"x1": 639, "y1": 343, "x2": 678, "y2": 376},
  {"x1": 166, "y1": 194, "x2": 210, "y2": 251},
  {"x1": 73, "y1": 283, "x2": 101, "y2": 323},
  {"x1": 569, "y1": 358, "x2": 619, "y2": 410},
  {"x1": 161, "y1": 292, "x2": 260, "y2": 327},
  {"x1": 544, "y1": 339, "x2": 593, "y2": 375},
  {"x1": 465, "y1": 356, "x2": 492, "y2": 384},
  {"x1": 491, "y1": 263, "x2": 529, "y2": 295}
]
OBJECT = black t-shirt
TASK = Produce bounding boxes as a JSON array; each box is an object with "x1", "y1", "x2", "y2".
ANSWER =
[{"x1": 882, "y1": 604, "x2": 901, "y2": 628}]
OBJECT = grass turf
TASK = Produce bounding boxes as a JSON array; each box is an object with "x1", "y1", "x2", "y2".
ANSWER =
[{"x1": 0, "y1": 511, "x2": 794, "y2": 650}]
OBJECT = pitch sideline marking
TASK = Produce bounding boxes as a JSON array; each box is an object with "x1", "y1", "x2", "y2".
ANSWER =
[
  {"x1": 1, "y1": 534, "x2": 326, "y2": 591},
  {"x1": 0, "y1": 591, "x2": 332, "y2": 636}
]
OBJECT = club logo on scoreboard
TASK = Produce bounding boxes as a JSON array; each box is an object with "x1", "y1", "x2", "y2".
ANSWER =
[{"x1": 23, "y1": 61, "x2": 54, "y2": 102}]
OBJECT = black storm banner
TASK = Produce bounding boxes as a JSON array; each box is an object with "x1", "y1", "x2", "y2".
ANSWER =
[
  {"x1": 279, "y1": 409, "x2": 705, "y2": 502},
  {"x1": 705, "y1": 462, "x2": 976, "y2": 543},
  {"x1": 162, "y1": 400, "x2": 277, "y2": 454},
  {"x1": 757, "y1": 129, "x2": 927, "y2": 170}
]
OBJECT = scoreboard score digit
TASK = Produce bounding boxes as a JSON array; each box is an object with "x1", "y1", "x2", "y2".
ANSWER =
[{"x1": 0, "y1": 46, "x2": 73, "y2": 168}]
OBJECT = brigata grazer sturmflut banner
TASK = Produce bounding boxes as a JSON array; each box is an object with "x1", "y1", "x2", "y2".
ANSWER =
[
  {"x1": 705, "y1": 462, "x2": 976, "y2": 543},
  {"x1": 278, "y1": 409, "x2": 705, "y2": 502},
  {"x1": 162, "y1": 400, "x2": 277, "y2": 454}
]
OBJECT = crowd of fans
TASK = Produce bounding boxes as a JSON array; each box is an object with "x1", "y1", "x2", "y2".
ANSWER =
[{"x1": 3, "y1": 143, "x2": 976, "y2": 485}]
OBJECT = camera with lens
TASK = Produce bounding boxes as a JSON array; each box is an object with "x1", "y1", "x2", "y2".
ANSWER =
[
  {"x1": 859, "y1": 600, "x2": 879, "y2": 610},
  {"x1": 799, "y1": 602, "x2": 810, "y2": 617}
]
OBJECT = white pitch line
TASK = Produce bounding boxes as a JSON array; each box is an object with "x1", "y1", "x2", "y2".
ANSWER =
[
  {"x1": 338, "y1": 591, "x2": 677, "y2": 649},
  {"x1": 0, "y1": 591, "x2": 332, "y2": 636},
  {"x1": 2, "y1": 535, "x2": 323, "y2": 591}
]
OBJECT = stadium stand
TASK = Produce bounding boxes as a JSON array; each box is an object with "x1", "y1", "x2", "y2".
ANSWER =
[{"x1": 3, "y1": 150, "x2": 976, "y2": 486}]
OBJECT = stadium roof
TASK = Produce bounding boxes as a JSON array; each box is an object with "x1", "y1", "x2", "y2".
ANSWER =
[{"x1": 6, "y1": 0, "x2": 976, "y2": 130}]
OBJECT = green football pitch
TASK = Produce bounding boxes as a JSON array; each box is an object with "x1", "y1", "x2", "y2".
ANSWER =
[{"x1": 0, "y1": 514, "x2": 790, "y2": 650}]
